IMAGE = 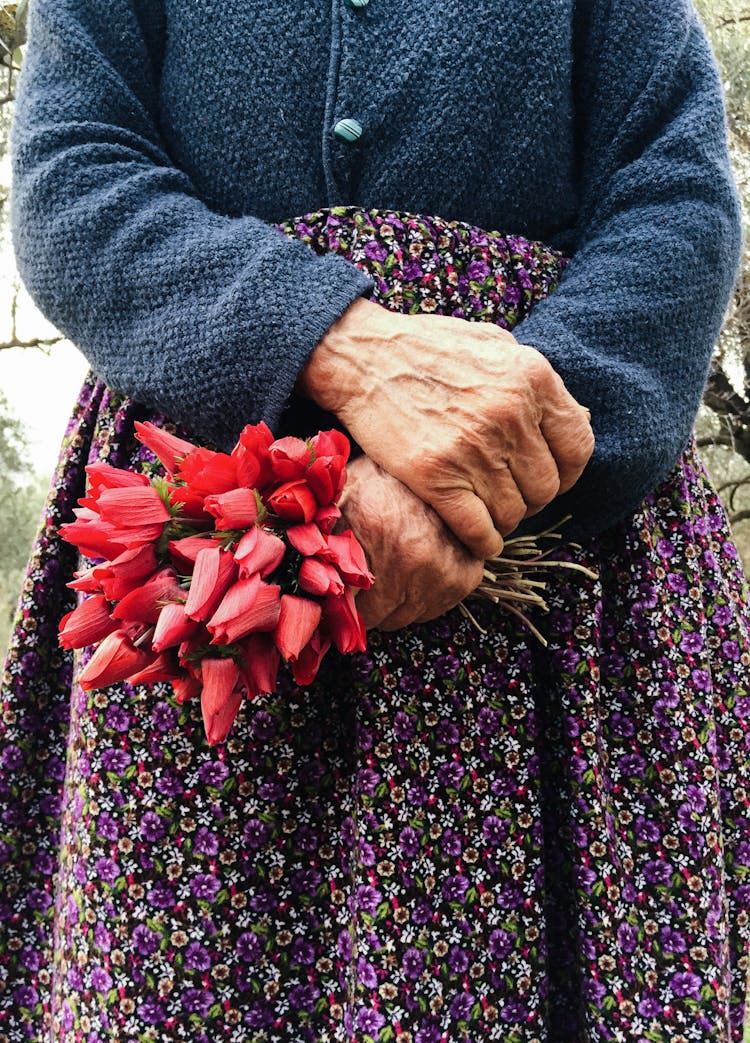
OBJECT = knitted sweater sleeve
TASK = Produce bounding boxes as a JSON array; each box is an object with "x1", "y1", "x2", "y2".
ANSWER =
[
  {"x1": 9, "y1": 0, "x2": 373, "y2": 451},
  {"x1": 512, "y1": 0, "x2": 743, "y2": 538}
]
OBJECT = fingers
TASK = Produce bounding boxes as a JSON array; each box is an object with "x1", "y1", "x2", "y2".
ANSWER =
[
  {"x1": 540, "y1": 386, "x2": 595, "y2": 495},
  {"x1": 369, "y1": 546, "x2": 485, "y2": 632},
  {"x1": 428, "y1": 488, "x2": 504, "y2": 560}
]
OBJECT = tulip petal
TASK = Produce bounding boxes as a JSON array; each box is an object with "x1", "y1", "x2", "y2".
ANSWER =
[
  {"x1": 207, "y1": 575, "x2": 281, "y2": 645},
  {"x1": 322, "y1": 531, "x2": 375, "y2": 589},
  {"x1": 173, "y1": 674, "x2": 201, "y2": 705},
  {"x1": 286, "y1": 523, "x2": 328, "y2": 557},
  {"x1": 152, "y1": 602, "x2": 200, "y2": 652},
  {"x1": 94, "y1": 544, "x2": 159, "y2": 601},
  {"x1": 273, "y1": 594, "x2": 322, "y2": 662},
  {"x1": 168, "y1": 535, "x2": 219, "y2": 571},
  {"x1": 77, "y1": 630, "x2": 155, "y2": 691},
  {"x1": 268, "y1": 436, "x2": 313, "y2": 480},
  {"x1": 291, "y1": 631, "x2": 332, "y2": 686},
  {"x1": 322, "y1": 588, "x2": 367, "y2": 654},
  {"x1": 96, "y1": 485, "x2": 171, "y2": 527},
  {"x1": 201, "y1": 658, "x2": 243, "y2": 745},
  {"x1": 204, "y1": 488, "x2": 259, "y2": 530},
  {"x1": 240, "y1": 633, "x2": 280, "y2": 697},
  {"x1": 134, "y1": 421, "x2": 197, "y2": 475},
  {"x1": 298, "y1": 557, "x2": 345, "y2": 597},
  {"x1": 184, "y1": 548, "x2": 238, "y2": 621},
  {"x1": 266, "y1": 479, "x2": 317, "y2": 523},
  {"x1": 59, "y1": 594, "x2": 119, "y2": 650},
  {"x1": 231, "y1": 422, "x2": 275, "y2": 489},
  {"x1": 178, "y1": 447, "x2": 238, "y2": 495},
  {"x1": 113, "y1": 568, "x2": 184, "y2": 625},
  {"x1": 315, "y1": 504, "x2": 342, "y2": 534},
  {"x1": 234, "y1": 527, "x2": 286, "y2": 579},
  {"x1": 126, "y1": 652, "x2": 181, "y2": 685}
]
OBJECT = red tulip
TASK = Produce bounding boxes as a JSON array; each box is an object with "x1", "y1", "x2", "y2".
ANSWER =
[
  {"x1": 173, "y1": 674, "x2": 201, "y2": 705},
  {"x1": 168, "y1": 535, "x2": 219, "y2": 571},
  {"x1": 134, "y1": 421, "x2": 197, "y2": 475},
  {"x1": 113, "y1": 567, "x2": 184, "y2": 625},
  {"x1": 322, "y1": 532, "x2": 374, "y2": 589},
  {"x1": 207, "y1": 574, "x2": 281, "y2": 645},
  {"x1": 233, "y1": 527, "x2": 286, "y2": 579},
  {"x1": 291, "y1": 630, "x2": 332, "y2": 686},
  {"x1": 323, "y1": 588, "x2": 367, "y2": 653},
  {"x1": 231, "y1": 422, "x2": 275, "y2": 489},
  {"x1": 266, "y1": 479, "x2": 317, "y2": 523},
  {"x1": 286, "y1": 523, "x2": 327, "y2": 557},
  {"x1": 178, "y1": 447, "x2": 238, "y2": 496},
  {"x1": 204, "y1": 488, "x2": 259, "y2": 530},
  {"x1": 61, "y1": 509, "x2": 128, "y2": 561},
  {"x1": 96, "y1": 484, "x2": 171, "y2": 527},
  {"x1": 77, "y1": 630, "x2": 155, "y2": 691},
  {"x1": 268, "y1": 436, "x2": 313, "y2": 480},
  {"x1": 93, "y1": 544, "x2": 159, "y2": 601},
  {"x1": 152, "y1": 602, "x2": 200, "y2": 652},
  {"x1": 67, "y1": 565, "x2": 105, "y2": 595},
  {"x1": 178, "y1": 627, "x2": 213, "y2": 667},
  {"x1": 126, "y1": 652, "x2": 181, "y2": 685},
  {"x1": 314, "y1": 504, "x2": 342, "y2": 534},
  {"x1": 166, "y1": 482, "x2": 210, "y2": 520},
  {"x1": 80, "y1": 462, "x2": 149, "y2": 508},
  {"x1": 306, "y1": 430, "x2": 350, "y2": 504},
  {"x1": 59, "y1": 594, "x2": 119, "y2": 650},
  {"x1": 200, "y1": 657, "x2": 243, "y2": 745},
  {"x1": 298, "y1": 557, "x2": 345, "y2": 597},
  {"x1": 240, "y1": 633, "x2": 280, "y2": 698},
  {"x1": 184, "y1": 547, "x2": 238, "y2": 621},
  {"x1": 272, "y1": 594, "x2": 322, "y2": 662},
  {"x1": 310, "y1": 428, "x2": 350, "y2": 462}
]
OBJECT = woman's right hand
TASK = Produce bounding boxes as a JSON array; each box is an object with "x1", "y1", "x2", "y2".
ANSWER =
[{"x1": 299, "y1": 297, "x2": 594, "y2": 560}]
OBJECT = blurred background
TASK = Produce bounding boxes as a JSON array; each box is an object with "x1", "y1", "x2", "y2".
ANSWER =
[{"x1": 0, "y1": 0, "x2": 749, "y2": 661}]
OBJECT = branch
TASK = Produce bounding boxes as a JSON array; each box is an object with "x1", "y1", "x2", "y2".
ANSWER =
[
  {"x1": 1, "y1": 283, "x2": 64, "y2": 353},
  {"x1": 0, "y1": 333, "x2": 63, "y2": 351},
  {"x1": 730, "y1": 509, "x2": 750, "y2": 525},
  {"x1": 717, "y1": 14, "x2": 750, "y2": 27}
]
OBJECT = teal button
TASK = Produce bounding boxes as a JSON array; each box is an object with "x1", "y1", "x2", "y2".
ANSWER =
[
  {"x1": 333, "y1": 118, "x2": 363, "y2": 143},
  {"x1": 344, "y1": 0, "x2": 370, "y2": 7}
]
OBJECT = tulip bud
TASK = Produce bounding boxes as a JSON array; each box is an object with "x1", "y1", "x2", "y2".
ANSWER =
[
  {"x1": 200, "y1": 658, "x2": 243, "y2": 745},
  {"x1": 134, "y1": 421, "x2": 197, "y2": 475},
  {"x1": 272, "y1": 595, "x2": 322, "y2": 662},
  {"x1": 77, "y1": 630, "x2": 155, "y2": 691},
  {"x1": 59, "y1": 594, "x2": 119, "y2": 650}
]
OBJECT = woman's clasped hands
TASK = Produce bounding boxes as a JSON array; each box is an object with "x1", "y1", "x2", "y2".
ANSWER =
[{"x1": 300, "y1": 297, "x2": 594, "y2": 629}]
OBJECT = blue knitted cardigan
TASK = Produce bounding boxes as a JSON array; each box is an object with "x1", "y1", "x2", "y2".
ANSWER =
[{"x1": 10, "y1": 0, "x2": 743, "y2": 537}]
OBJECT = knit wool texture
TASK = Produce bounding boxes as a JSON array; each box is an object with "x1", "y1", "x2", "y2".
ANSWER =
[{"x1": 10, "y1": 0, "x2": 743, "y2": 537}]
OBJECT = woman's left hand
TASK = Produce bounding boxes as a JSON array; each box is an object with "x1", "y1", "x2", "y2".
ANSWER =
[{"x1": 338, "y1": 454, "x2": 485, "y2": 630}]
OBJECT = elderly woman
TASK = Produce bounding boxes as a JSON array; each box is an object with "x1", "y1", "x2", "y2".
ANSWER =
[{"x1": 1, "y1": 0, "x2": 748, "y2": 1040}]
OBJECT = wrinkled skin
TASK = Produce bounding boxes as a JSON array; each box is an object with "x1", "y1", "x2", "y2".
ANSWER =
[
  {"x1": 302, "y1": 297, "x2": 594, "y2": 562},
  {"x1": 338, "y1": 455, "x2": 484, "y2": 630}
]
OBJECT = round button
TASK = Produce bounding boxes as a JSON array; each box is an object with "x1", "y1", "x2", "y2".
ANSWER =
[
  {"x1": 333, "y1": 118, "x2": 363, "y2": 144},
  {"x1": 344, "y1": 0, "x2": 369, "y2": 7}
]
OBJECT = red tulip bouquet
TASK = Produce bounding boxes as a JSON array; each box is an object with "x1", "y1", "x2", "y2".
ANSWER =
[
  {"x1": 58, "y1": 420, "x2": 597, "y2": 745},
  {"x1": 58, "y1": 421, "x2": 374, "y2": 744}
]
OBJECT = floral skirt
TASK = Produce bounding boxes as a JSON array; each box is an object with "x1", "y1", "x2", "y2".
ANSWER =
[{"x1": 2, "y1": 208, "x2": 750, "y2": 1043}]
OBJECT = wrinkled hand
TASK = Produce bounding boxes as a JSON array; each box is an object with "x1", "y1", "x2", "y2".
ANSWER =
[
  {"x1": 300, "y1": 298, "x2": 594, "y2": 560},
  {"x1": 338, "y1": 454, "x2": 485, "y2": 631}
]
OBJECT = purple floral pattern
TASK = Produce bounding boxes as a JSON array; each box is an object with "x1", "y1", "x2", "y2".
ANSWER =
[{"x1": 1, "y1": 207, "x2": 749, "y2": 1041}]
